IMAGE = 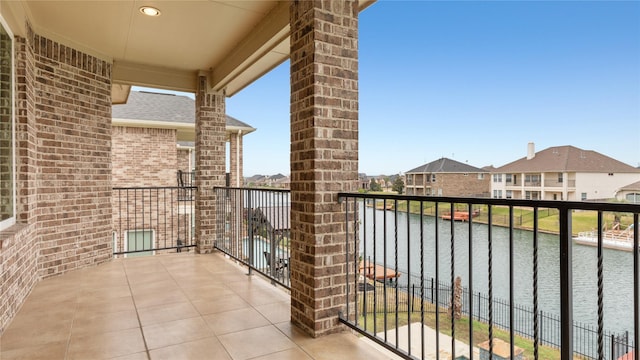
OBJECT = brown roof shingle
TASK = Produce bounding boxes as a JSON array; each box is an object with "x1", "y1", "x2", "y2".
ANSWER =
[{"x1": 495, "y1": 145, "x2": 640, "y2": 173}]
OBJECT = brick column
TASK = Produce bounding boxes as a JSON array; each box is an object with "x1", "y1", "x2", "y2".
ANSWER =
[
  {"x1": 289, "y1": 0, "x2": 359, "y2": 337},
  {"x1": 195, "y1": 75, "x2": 226, "y2": 253},
  {"x1": 229, "y1": 131, "x2": 243, "y2": 187}
]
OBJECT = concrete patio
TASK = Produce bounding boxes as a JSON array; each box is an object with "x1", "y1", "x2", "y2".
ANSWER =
[{"x1": 0, "y1": 252, "x2": 398, "y2": 360}]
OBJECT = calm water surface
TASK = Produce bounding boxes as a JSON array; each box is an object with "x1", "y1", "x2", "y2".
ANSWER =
[{"x1": 358, "y1": 206, "x2": 634, "y2": 336}]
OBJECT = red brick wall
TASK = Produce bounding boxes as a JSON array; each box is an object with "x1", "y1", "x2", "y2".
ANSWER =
[
  {"x1": 229, "y1": 132, "x2": 242, "y2": 187},
  {"x1": 112, "y1": 126, "x2": 178, "y2": 187},
  {"x1": 0, "y1": 224, "x2": 38, "y2": 334},
  {"x1": 29, "y1": 27, "x2": 113, "y2": 276},
  {"x1": 0, "y1": 36, "x2": 39, "y2": 335},
  {"x1": 177, "y1": 148, "x2": 192, "y2": 173},
  {"x1": 194, "y1": 76, "x2": 226, "y2": 253},
  {"x1": 289, "y1": 0, "x2": 359, "y2": 337},
  {"x1": 1, "y1": 25, "x2": 113, "y2": 332},
  {"x1": 406, "y1": 173, "x2": 490, "y2": 197}
]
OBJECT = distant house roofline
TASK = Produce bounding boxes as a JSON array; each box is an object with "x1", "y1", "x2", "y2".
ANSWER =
[
  {"x1": 406, "y1": 157, "x2": 487, "y2": 174},
  {"x1": 493, "y1": 145, "x2": 640, "y2": 173}
]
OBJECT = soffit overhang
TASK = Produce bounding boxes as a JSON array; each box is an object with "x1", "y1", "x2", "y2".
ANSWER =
[{"x1": 1, "y1": 0, "x2": 375, "y2": 101}]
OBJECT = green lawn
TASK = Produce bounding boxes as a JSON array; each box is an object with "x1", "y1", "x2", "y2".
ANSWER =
[
  {"x1": 371, "y1": 199, "x2": 634, "y2": 236},
  {"x1": 357, "y1": 306, "x2": 563, "y2": 359}
]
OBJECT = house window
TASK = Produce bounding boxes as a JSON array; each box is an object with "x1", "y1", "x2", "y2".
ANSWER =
[
  {"x1": 493, "y1": 190, "x2": 502, "y2": 198},
  {"x1": 431, "y1": 174, "x2": 436, "y2": 182},
  {"x1": 493, "y1": 174, "x2": 502, "y2": 183},
  {"x1": 506, "y1": 190, "x2": 512, "y2": 199},
  {"x1": 558, "y1": 173, "x2": 563, "y2": 183},
  {"x1": 477, "y1": 173, "x2": 484, "y2": 180},
  {"x1": 525, "y1": 174, "x2": 541, "y2": 185},
  {"x1": 125, "y1": 230, "x2": 154, "y2": 257},
  {"x1": 505, "y1": 174, "x2": 512, "y2": 183},
  {"x1": 581, "y1": 193, "x2": 587, "y2": 201},
  {"x1": 0, "y1": 17, "x2": 14, "y2": 232},
  {"x1": 525, "y1": 191, "x2": 540, "y2": 200},
  {"x1": 626, "y1": 193, "x2": 640, "y2": 203}
]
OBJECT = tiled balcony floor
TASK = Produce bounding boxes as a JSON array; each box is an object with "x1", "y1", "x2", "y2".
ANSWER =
[{"x1": 0, "y1": 251, "x2": 399, "y2": 360}]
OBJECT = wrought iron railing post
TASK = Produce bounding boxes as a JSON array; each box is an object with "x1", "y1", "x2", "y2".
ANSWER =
[
  {"x1": 247, "y1": 189, "x2": 253, "y2": 276},
  {"x1": 559, "y1": 207, "x2": 573, "y2": 359},
  {"x1": 635, "y1": 213, "x2": 639, "y2": 360}
]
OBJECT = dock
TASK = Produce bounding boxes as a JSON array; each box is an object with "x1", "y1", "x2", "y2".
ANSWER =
[
  {"x1": 441, "y1": 210, "x2": 479, "y2": 221},
  {"x1": 359, "y1": 260, "x2": 400, "y2": 282}
]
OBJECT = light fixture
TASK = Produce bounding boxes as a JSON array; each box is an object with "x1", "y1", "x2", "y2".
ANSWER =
[{"x1": 139, "y1": 6, "x2": 161, "y2": 17}]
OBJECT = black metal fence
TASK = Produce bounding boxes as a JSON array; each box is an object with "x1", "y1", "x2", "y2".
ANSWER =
[
  {"x1": 358, "y1": 276, "x2": 633, "y2": 359},
  {"x1": 177, "y1": 170, "x2": 195, "y2": 187},
  {"x1": 213, "y1": 187, "x2": 291, "y2": 288},
  {"x1": 113, "y1": 187, "x2": 196, "y2": 256},
  {"x1": 339, "y1": 193, "x2": 640, "y2": 360}
]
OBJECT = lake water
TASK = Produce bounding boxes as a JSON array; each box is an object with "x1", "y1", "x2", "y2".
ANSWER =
[{"x1": 358, "y1": 206, "x2": 635, "y2": 337}]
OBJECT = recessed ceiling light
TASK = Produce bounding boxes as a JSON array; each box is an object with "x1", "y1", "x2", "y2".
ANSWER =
[{"x1": 140, "y1": 6, "x2": 161, "y2": 17}]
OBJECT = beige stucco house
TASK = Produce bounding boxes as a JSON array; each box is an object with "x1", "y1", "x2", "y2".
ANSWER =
[
  {"x1": 492, "y1": 143, "x2": 640, "y2": 201},
  {"x1": 615, "y1": 180, "x2": 640, "y2": 203}
]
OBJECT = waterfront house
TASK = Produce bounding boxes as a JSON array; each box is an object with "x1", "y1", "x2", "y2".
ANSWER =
[
  {"x1": 615, "y1": 180, "x2": 640, "y2": 203},
  {"x1": 491, "y1": 143, "x2": 640, "y2": 201},
  {"x1": 405, "y1": 157, "x2": 491, "y2": 197}
]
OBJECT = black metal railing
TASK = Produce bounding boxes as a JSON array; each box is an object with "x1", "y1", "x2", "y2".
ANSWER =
[
  {"x1": 177, "y1": 170, "x2": 195, "y2": 187},
  {"x1": 357, "y1": 276, "x2": 633, "y2": 359},
  {"x1": 338, "y1": 193, "x2": 640, "y2": 360},
  {"x1": 113, "y1": 187, "x2": 196, "y2": 256},
  {"x1": 213, "y1": 187, "x2": 291, "y2": 288}
]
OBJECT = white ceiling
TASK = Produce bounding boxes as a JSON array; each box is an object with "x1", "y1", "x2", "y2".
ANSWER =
[
  {"x1": 3, "y1": 0, "x2": 291, "y2": 97},
  {"x1": 2, "y1": 0, "x2": 373, "y2": 100}
]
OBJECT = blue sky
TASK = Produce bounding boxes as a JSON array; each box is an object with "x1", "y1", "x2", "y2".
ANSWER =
[{"x1": 141, "y1": 0, "x2": 640, "y2": 176}]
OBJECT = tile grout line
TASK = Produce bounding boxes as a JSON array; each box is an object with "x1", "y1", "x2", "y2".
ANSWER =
[
  {"x1": 124, "y1": 260, "x2": 153, "y2": 360},
  {"x1": 187, "y1": 255, "x2": 238, "y2": 359},
  {"x1": 64, "y1": 270, "x2": 84, "y2": 360}
]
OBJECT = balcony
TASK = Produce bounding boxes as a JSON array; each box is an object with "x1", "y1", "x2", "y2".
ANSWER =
[
  {"x1": 4, "y1": 187, "x2": 639, "y2": 360},
  {"x1": 544, "y1": 180, "x2": 577, "y2": 188},
  {"x1": 0, "y1": 252, "x2": 400, "y2": 360}
]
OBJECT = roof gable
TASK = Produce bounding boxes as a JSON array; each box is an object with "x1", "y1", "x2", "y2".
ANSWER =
[
  {"x1": 112, "y1": 91, "x2": 255, "y2": 130},
  {"x1": 495, "y1": 145, "x2": 640, "y2": 173}
]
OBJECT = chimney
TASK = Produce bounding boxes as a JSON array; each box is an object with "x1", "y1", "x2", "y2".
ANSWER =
[{"x1": 527, "y1": 142, "x2": 535, "y2": 160}]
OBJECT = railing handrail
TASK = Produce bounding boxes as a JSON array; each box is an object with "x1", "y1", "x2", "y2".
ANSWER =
[
  {"x1": 338, "y1": 191, "x2": 639, "y2": 360},
  {"x1": 214, "y1": 186, "x2": 290, "y2": 193},
  {"x1": 114, "y1": 186, "x2": 197, "y2": 190},
  {"x1": 338, "y1": 192, "x2": 640, "y2": 213}
]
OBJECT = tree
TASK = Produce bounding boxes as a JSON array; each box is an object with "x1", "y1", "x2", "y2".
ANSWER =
[
  {"x1": 369, "y1": 178, "x2": 382, "y2": 192},
  {"x1": 392, "y1": 177, "x2": 405, "y2": 194}
]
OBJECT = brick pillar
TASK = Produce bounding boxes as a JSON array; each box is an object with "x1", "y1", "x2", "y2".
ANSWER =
[
  {"x1": 289, "y1": 0, "x2": 359, "y2": 337},
  {"x1": 228, "y1": 131, "x2": 243, "y2": 255},
  {"x1": 195, "y1": 75, "x2": 226, "y2": 253},
  {"x1": 229, "y1": 131, "x2": 243, "y2": 187}
]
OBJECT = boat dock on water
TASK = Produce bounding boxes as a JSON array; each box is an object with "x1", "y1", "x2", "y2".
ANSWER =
[
  {"x1": 574, "y1": 224, "x2": 636, "y2": 251},
  {"x1": 359, "y1": 260, "x2": 400, "y2": 283},
  {"x1": 440, "y1": 210, "x2": 480, "y2": 221}
]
